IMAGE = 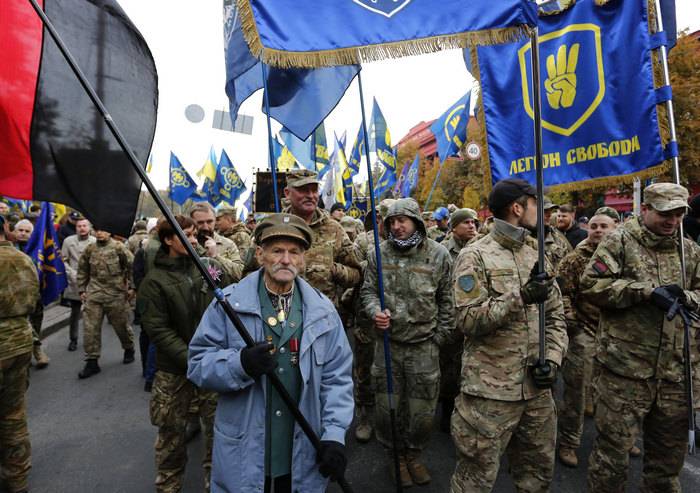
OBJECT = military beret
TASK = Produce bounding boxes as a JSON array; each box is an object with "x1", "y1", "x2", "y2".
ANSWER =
[
  {"x1": 488, "y1": 178, "x2": 537, "y2": 213},
  {"x1": 254, "y1": 213, "x2": 313, "y2": 249},
  {"x1": 450, "y1": 208, "x2": 478, "y2": 229},
  {"x1": 643, "y1": 183, "x2": 689, "y2": 212},
  {"x1": 216, "y1": 206, "x2": 237, "y2": 218},
  {"x1": 286, "y1": 169, "x2": 320, "y2": 188},
  {"x1": 593, "y1": 206, "x2": 620, "y2": 222}
]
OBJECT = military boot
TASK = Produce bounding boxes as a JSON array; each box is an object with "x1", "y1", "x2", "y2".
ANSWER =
[
  {"x1": 123, "y1": 349, "x2": 135, "y2": 364},
  {"x1": 354, "y1": 406, "x2": 373, "y2": 443},
  {"x1": 33, "y1": 344, "x2": 50, "y2": 369},
  {"x1": 390, "y1": 454, "x2": 413, "y2": 489},
  {"x1": 558, "y1": 446, "x2": 578, "y2": 468},
  {"x1": 406, "y1": 451, "x2": 431, "y2": 485},
  {"x1": 78, "y1": 359, "x2": 101, "y2": 379}
]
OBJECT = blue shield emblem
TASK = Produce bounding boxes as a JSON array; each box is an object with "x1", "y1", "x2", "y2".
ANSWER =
[
  {"x1": 352, "y1": 0, "x2": 412, "y2": 18},
  {"x1": 518, "y1": 24, "x2": 605, "y2": 137}
]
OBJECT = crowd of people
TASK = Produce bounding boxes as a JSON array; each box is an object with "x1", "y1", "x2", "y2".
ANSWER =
[{"x1": 1, "y1": 169, "x2": 699, "y2": 493}]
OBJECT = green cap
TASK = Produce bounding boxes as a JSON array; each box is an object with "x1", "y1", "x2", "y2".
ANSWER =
[
  {"x1": 254, "y1": 213, "x2": 313, "y2": 249},
  {"x1": 593, "y1": 206, "x2": 620, "y2": 222},
  {"x1": 643, "y1": 183, "x2": 689, "y2": 212},
  {"x1": 286, "y1": 169, "x2": 320, "y2": 188},
  {"x1": 450, "y1": 208, "x2": 478, "y2": 229},
  {"x1": 216, "y1": 206, "x2": 238, "y2": 218}
]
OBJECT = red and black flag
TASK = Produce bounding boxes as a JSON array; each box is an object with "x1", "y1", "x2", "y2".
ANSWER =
[{"x1": 0, "y1": 0, "x2": 158, "y2": 236}]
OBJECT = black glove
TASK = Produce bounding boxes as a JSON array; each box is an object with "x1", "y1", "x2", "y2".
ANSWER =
[
  {"x1": 317, "y1": 440, "x2": 347, "y2": 480},
  {"x1": 521, "y1": 262, "x2": 553, "y2": 305},
  {"x1": 531, "y1": 360, "x2": 558, "y2": 389},
  {"x1": 651, "y1": 284, "x2": 685, "y2": 312},
  {"x1": 240, "y1": 342, "x2": 277, "y2": 379}
]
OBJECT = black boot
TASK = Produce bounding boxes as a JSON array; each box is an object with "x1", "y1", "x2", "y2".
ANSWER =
[
  {"x1": 78, "y1": 359, "x2": 101, "y2": 379},
  {"x1": 123, "y1": 349, "x2": 135, "y2": 364}
]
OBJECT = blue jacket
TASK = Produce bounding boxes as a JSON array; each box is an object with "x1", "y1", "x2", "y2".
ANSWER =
[{"x1": 187, "y1": 270, "x2": 354, "y2": 493}]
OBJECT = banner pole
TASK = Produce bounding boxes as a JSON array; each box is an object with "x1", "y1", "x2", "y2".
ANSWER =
[
  {"x1": 423, "y1": 156, "x2": 443, "y2": 211},
  {"x1": 529, "y1": 29, "x2": 547, "y2": 367},
  {"x1": 27, "y1": 1, "x2": 353, "y2": 488},
  {"x1": 357, "y1": 72, "x2": 403, "y2": 493},
  {"x1": 652, "y1": 0, "x2": 695, "y2": 454},
  {"x1": 261, "y1": 64, "x2": 280, "y2": 213}
]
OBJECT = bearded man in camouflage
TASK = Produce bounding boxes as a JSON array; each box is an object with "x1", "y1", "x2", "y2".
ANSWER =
[{"x1": 582, "y1": 183, "x2": 700, "y2": 493}]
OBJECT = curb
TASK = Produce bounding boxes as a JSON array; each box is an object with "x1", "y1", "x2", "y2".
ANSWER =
[{"x1": 41, "y1": 313, "x2": 70, "y2": 340}]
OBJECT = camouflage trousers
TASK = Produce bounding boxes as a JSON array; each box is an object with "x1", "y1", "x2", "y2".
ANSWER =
[
  {"x1": 439, "y1": 341, "x2": 463, "y2": 403},
  {"x1": 0, "y1": 352, "x2": 31, "y2": 493},
  {"x1": 371, "y1": 339, "x2": 440, "y2": 454},
  {"x1": 29, "y1": 301, "x2": 44, "y2": 346},
  {"x1": 83, "y1": 298, "x2": 134, "y2": 360},
  {"x1": 150, "y1": 371, "x2": 217, "y2": 493},
  {"x1": 558, "y1": 329, "x2": 596, "y2": 449},
  {"x1": 353, "y1": 325, "x2": 375, "y2": 409},
  {"x1": 588, "y1": 367, "x2": 688, "y2": 493},
  {"x1": 450, "y1": 391, "x2": 556, "y2": 493}
]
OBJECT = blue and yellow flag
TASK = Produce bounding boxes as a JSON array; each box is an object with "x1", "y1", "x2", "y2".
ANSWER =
[
  {"x1": 430, "y1": 92, "x2": 470, "y2": 165},
  {"x1": 347, "y1": 126, "x2": 365, "y2": 176},
  {"x1": 239, "y1": 192, "x2": 253, "y2": 221},
  {"x1": 24, "y1": 202, "x2": 67, "y2": 305},
  {"x1": 169, "y1": 153, "x2": 199, "y2": 205},
  {"x1": 214, "y1": 150, "x2": 247, "y2": 206},
  {"x1": 314, "y1": 124, "x2": 330, "y2": 173},
  {"x1": 371, "y1": 100, "x2": 397, "y2": 197},
  {"x1": 336, "y1": 134, "x2": 353, "y2": 207},
  {"x1": 198, "y1": 146, "x2": 218, "y2": 182},
  {"x1": 235, "y1": 0, "x2": 536, "y2": 67},
  {"x1": 475, "y1": 0, "x2": 667, "y2": 190},
  {"x1": 272, "y1": 139, "x2": 300, "y2": 172},
  {"x1": 401, "y1": 153, "x2": 421, "y2": 198},
  {"x1": 145, "y1": 154, "x2": 154, "y2": 174}
]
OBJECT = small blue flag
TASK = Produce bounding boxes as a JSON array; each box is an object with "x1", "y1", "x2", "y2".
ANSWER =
[
  {"x1": 279, "y1": 127, "x2": 314, "y2": 170},
  {"x1": 23, "y1": 203, "x2": 67, "y2": 305},
  {"x1": 401, "y1": 153, "x2": 421, "y2": 198},
  {"x1": 214, "y1": 150, "x2": 247, "y2": 206},
  {"x1": 430, "y1": 92, "x2": 471, "y2": 164},
  {"x1": 371, "y1": 100, "x2": 397, "y2": 197},
  {"x1": 348, "y1": 126, "x2": 365, "y2": 176},
  {"x1": 169, "y1": 153, "x2": 199, "y2": 205},
  {"x1": 239, "y1": 192, "x2": 253, "y2": 221},
  {"x1": 314, "y1": 124, "x2": 330, "y2": 173}
]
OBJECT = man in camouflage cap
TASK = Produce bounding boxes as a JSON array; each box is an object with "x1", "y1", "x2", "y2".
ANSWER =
[
  {"x1": 450, "y1": 178, "x2": 567, "y2": 492},
  {"x1": 542, "y1": 196, "x2": 571, "y2": 269},
  {"x1": 593, "y1": 206, "x2": 621, "y2": 223},
  {"x1": 0, "y1": 215, "x2": 39, "y2": 493},
  {"x1": 127, "y1": 219, "x2": 148, "y2": 254},
  {"x1": 582, "y1": 182, "x2": 700, "y2": 492},
  {"x1": 556, "y1": 210, "x2": 619, "y2": 468},
  {"x1": 360, "y1": 198, "x2": 455, "y2": 487},
  {"x1": 215, "y1": 205, "x2": 254, "y2": 272},
  {"x1": 283, "y1": 169, "x2": 361, "y2": 306}
]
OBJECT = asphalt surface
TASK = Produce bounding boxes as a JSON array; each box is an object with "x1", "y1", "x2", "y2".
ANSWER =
[{"x1": 21, "y1": 319, "x2": 700, "y2": 492}]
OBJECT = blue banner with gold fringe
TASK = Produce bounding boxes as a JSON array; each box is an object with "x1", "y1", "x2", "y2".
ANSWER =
[
  {"x1": 235, "y1": 0, "x2": 537, "y2": 68},
  {"x1": 476, "y1": 0, "x2": 666, "y2": 190}
]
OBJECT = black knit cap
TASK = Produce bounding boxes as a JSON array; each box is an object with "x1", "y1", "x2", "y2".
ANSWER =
[{"x1": 488, "y1": 178, "x2": 537, "y2": 213}]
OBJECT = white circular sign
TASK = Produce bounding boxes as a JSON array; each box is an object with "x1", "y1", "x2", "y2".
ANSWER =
[{"x1": 465, "y1": 142, "x2": 481, "y2": 160}]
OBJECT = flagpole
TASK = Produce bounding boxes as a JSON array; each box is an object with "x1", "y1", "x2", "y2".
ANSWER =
[
  {"x1": 261, "y1": 64, "x2": 280, "y2": 213},
  {"x1": 357, "y1": 72, "x2": 403, "y2": 493},
  {"x1": 529, "y1": 29, "x2": 548, "y2": 369},
  {"x1": 26, "y1": 2, "x2": 354, "y2": 489},
  {"x1": 423, "y1": 156, "x2": 443, "y2": 211},
  {"x1": 652, "y1": 0, "x2": 695, "y2": 454}
]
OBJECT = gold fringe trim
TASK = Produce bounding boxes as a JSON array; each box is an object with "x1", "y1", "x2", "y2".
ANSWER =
[
  {"x1": 236, "y1": 0, "x2": 531, "y2": 68},
  {"x1": 540, "y1": 0, "x2": 577, "y2": 16}
]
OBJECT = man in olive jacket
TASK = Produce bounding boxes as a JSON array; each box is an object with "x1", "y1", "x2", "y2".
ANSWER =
[{"x1": 136, "y1": 215, "x2": 230, "y2": 493}]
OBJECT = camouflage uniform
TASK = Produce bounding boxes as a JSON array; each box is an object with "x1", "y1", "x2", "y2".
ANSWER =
[
  {"x1": 426, "y1": 225, "x2": 448, "y2": 242},
  {"x1": 555, "y1": 238, "x2": 599, "y2": 452},
  {"x1": 0, "y1": 240, "x2": 39, "y2": 492},
  {"x1": 196, "y1": 231, "x2": 244, "y2": 282},
  {"x1": 77, "y1": 237, "x2": 135, "y2": 360},
  {"x1": 545, "y1": 226, "x2": 572, "y2": 270},
  {"x1": 450, "y1": 218, "x2": 568, "y2": 493},
  {"x1": 581, "y1": 209, "x2": 700, "y2": 493},
  {"x1": 360, "y1": 199, "x2": 455, "y2": 461},
  {"x1": 127, "y1": 230, "x2": 148, "y2": 255}
]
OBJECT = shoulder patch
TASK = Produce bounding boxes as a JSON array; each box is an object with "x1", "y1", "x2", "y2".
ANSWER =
[
  {"x1": 458, "y1": 275, "x2": 476, "y2": 293},
  {"x1": 592, "y1": 260, "x2": 609, "y2": 275}
]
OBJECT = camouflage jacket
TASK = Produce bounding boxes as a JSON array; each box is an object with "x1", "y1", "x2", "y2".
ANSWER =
[
  {"x1": 453, "y1": 219, "x2": 568, "y2": 401},
  {"x1": 127, "y1": 231, "x2": 148, "y2": 255},
  {"x1": 556, "y1": 238, "x2": 599, "y2": 338},
  {"x1": 545, "y1": 226, "x2": 572, "y2": 270},
  {"x1": 61, "y1": 234, "x2": 96, "y2": 300},
  {"x1": 195, "y1": 231, "x2": 243, "y2": 282},
  {"x1": 427, "y1": 225, "x2": 448, "y2": 243},
  {"x1": 360, "y1": 236, "x2": 455, "y2": 346},
  {"x1": 283, "y1": 206, "x2": 362, "y2": 306},
  {"x1": 220, "y1": 222, "x2": 253, "y2": 253},
  {"x1": 77, "y1": 238, "x2": 134, "y2": 301},
  {"x1": 581, "y1": 216, "x2": 700, "y2": 382},
  {"x1": 0, "y1": 241, "x2": 40, "y2": 360},
  {"x1": 442, "y1": 235, "x2": 467, "y2": 262}
]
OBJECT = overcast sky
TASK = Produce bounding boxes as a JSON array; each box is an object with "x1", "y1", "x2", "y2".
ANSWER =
[{"x1": 117, "y1": 0, "x2": 700, "y2": 194}]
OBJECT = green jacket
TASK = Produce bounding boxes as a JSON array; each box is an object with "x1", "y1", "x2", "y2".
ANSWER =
[{"x1": 137, "y1": 248, "x2": 229, "y2": 374}]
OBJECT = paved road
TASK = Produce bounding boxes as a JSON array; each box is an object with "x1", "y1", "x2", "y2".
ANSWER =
[{"x1": 22, "y1": 320, "x2": 700, "y2": 492}]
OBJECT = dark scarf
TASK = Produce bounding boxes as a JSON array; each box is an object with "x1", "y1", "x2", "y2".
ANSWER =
[{"x1": 388, "y1": 230, "x2": 423, "y2": 251}]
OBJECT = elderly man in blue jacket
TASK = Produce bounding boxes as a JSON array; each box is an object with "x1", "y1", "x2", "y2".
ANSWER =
[{"x1": 188, "y1": 213, "x2": 354, "y2": 493}]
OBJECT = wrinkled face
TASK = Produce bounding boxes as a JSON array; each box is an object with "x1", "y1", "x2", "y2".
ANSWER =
[
  {"x1": 557, "y1": 211, "x2": 574, "y2": 230},
  {"x1": 388, "y1": 215, "x2": 417, "y2": 240},
  {"x1": 641, "y1": 205, "x2": 685, "y2": 236},
  {"x1": 587, "y1": 215, "x2": 617, "y2": 244},
  {"x1": 256, "y1": 238, "x2": 306, "y2": 286},
  {"x1": 14, "y1": 223, "x2": 33, "y2": 242},
  {"x1": 94, "y1": 230, "x2": 111, "y2": 242},
  {"x1": 453, "y1": 218, "x2": 477, "y2": 242},
  {"x1": 285, "y1": 184, "x2": 319, "y2": 216},
  {"x1": 75, "y1": 219, "x2": 91, "y2": 237},
  {"x1": 215, "y1": 215, "x2": 234, "y2": 233},
  {"x1": 192, "y1": 210, "x2": 215, "y2": 236},
  {"x1": 331, "y1": 209, "x2": 345, "y2": 220},
  {"x1": 165, "y1": 225, "x2": 197, "y2": 256}
]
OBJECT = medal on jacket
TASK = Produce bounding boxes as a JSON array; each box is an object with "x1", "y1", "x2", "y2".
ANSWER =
[
  {"x1": 266, "y1": 335, "x2": 276, "y2": 354},
  {"x1": 290, "y1": 338, "x2": 299, "y2": 366}
]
